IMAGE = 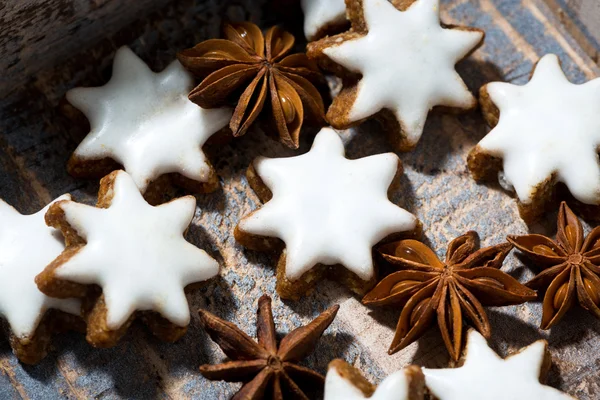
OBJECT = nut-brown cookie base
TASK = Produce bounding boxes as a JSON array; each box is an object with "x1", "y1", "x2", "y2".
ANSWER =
[
  {"x1": 235, "y1": 224, "x2": 421, "y2": 300},
  {"x1": 307, "y1": 19, "x2": 351, "y2": 43},
  {"x1": 246, "y1": 163, "x2": 273, "y2": 203},
  {"x1": 37, "y1": 170, "x2": 194, "y2": 347},
  {"x1": 67, "y1": 150, "x2": 220, "y2": 206},
  {"x1": 275, "y1": 251, "x2": 378, "y2": 300},
  {"x1": 467, "y1": 145, "x2": 559, "y2": 223},
  {"x1": 329, "y1": 359, "x2": 425, "y2": 400},
  {"x1": 6, "y1": 310, "x2": 85, "y2": 365},
  {"x1": 328, "y1": 359, "x2": 376, "y2": 397},
  {"x1": 82, "y1": 294, "x2": 187, "y2": 348}
]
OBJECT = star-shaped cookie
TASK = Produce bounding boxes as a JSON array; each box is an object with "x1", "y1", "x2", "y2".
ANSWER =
[
  {"x1": 0, "y1": 196, "x2": 81, "y2": 364},
  {"x1": 469, "y1": 54, "x2": 600, "y2": 222},
  {"x1": 301, "y1": 0, "x2": 348, "y2": 41},
  {"x1": 66, "y1": 46, "x2": 232, "y2": 194},
  {"x1": 423, "y1": 330, "x2": 575, "y2": 400},
  {"x1": 307, "y1": 0, "x2": 484, "y2": 151},
  {"x1": 324, "y1": 359, "x2": 424, "y2": 400},
  {"x1": 235, "y1": 127, "x2": 419, "y2": 299},
  {"x1": 36, "y1": 170, "x2": 219, "y2": 347}
]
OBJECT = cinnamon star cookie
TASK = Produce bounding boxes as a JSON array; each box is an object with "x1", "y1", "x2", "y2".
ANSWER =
[
  {"x1": 67, "y1": 46, "x2": 231, "y2": 196},
  {"x1": 468, "y1": 54, "x2": 600, "y2": 222},
  {"x1": 324, "y1": 359, "x2": 424, "y2": 400},
  {"x1": 423, "y1": 330, "x2": 575, "y2": 400},
  {"x1": 235, "y1": 127, "x2": 420, "y2": 299},
  {"x1": 0, "y1": 196, "x2": 82, "y2": 364},
  {"x1": 307, "y1": 0, "x2": 484, "y2": 151},
  {"x1": 36, "y1": 170, "x2": 219, "y2": 347}
]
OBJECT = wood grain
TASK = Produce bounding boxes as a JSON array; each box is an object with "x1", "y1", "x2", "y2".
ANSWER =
[
  {"x1": 0, "y1": 0, "x2": 599, "y2": 398},
  {"x1": 544, "y1": 0, "x2": 600, "y2": 63},
  {"x1": 0, "y1": 0, "x2": 173, "y2": 96}
]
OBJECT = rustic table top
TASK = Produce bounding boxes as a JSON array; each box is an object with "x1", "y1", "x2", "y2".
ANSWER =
[{"x1": 0, "y1": 0, "x2": 599, "y2": 399}]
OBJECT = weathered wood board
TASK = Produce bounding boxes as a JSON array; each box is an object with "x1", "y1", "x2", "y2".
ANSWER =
[
  {"x1": 544, "y1": 0, "x2": 600, "y2": 64},
  {"x1": 0, "y1": 0, "x2": 599, "y2": 399},
  {"x1": 0, "y1": 0, "x2": 174, "y2": 96}
]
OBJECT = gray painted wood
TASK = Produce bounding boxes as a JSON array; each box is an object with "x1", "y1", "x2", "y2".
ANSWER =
[
  {"x1": 544, "y1": 0, "x2": 600, "y2": 63},
  {"x1": 0, "y1": 0, "x2": 599, "y2": 398}
]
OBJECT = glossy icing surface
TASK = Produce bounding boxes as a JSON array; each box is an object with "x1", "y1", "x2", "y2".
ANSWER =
[
  {"x1": 478, "y1": 54, "x2": 600, "y2": 205},
  {"x1": 0, "y1": 196, "x2": 80, "y2": 338},
  {"x1": 423, "y1": 330, "x2": 575, "y2": 400},
  {"x1": 323, "y1": 0, "x2": 482, "y2": 146},
  {"x1": 239, "y1": 127, "x2": 417, "y2": 281},
  {"x1": 67, "y1": 46, "x2": 232, "y2": 192},
  {"x1": 54, "y1": 171, "x2": 219, "y2": 329}
]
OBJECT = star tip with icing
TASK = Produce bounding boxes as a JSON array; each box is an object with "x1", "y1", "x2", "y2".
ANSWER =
[
  {"x1": 539, "y1": 53, "x2": 561, "y2": 64},
  {"x1": 113, "y1": 45, "x2": 145, "y2": 68},
  {"x1": 161, "y1": 195, "x2": 198, "y2": 227}
]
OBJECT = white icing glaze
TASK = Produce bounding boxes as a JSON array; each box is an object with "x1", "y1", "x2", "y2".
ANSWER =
[
  {"x1": 54, "y1": 171, "x2": 219, "y2": 329},
  {"x1": 301, "y1": 0, "x2": 347, "y2": 41},
  {"x1": 325, "y1": 365, "x2": 413, "y2": 400},
  {"x1": 67, "y1": 46, "x2": 232, "y2": 193},
  {"x1": 0, "y1": 196, "x2": 80, "y2": 339},
  {"x1": 323, "y1": 0, "x2": 482, "y2": 146},
  {"x1": 238, "y1": 127, "x2": 417, "y2": 281},
  {"x1": 423, "y1": 330, "x2": 575, "y2": 400},
  {"x1": 478, "y1": 54, "x2": 600, "y2": 205}
]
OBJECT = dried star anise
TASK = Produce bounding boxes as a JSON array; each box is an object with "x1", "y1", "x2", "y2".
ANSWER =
[
  {"x1": 177, "y1": 22, "x2": 327, "y2": 149},
  {"x1": 508, "y1": 202, "x2": 600, "y2": 329},
  {"x1": 198, "y1": 295, "x2": 339, "y2": 399},
  {"x1": 363, "y1": 231, "x2": 536, "y2": 360}
]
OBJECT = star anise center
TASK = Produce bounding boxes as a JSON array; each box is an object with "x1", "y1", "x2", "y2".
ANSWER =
[
  {"x1": 267, "y1": 355, "x2": 283, "y2": 372},
  {"x1": 567, "y1": 253, "x2": 584, "y2": 265},
  {"x1": 441, "y1": 264, "x2": 454, "y2": 278}
]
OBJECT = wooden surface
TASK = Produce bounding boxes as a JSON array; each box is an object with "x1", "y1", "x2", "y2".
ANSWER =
[
  {"x1": 0, "y1": 0, "x2": 173, "y2": 96},
  {"x1": 544, "y1": 0, "x2": 600, "y2": 63},
  {"x1": 0, "y1": 0, "x2": 600, "y2": 399}
]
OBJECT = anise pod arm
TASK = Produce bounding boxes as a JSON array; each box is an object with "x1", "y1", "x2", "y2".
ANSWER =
[
  {"x1": 556, "y1": 202, "x2": 584, "y2": 253},
  {"x1": 199, "y1": 359, "x2": 267, "y2": 381},
  {"x1": 540, "y1": 267, "x2": 577, "y2": 329},
  {"x1": 198, "y1": 309, "x2": 269, "y2": 360},
  {"x1": 257, "y1": 295, "x2": 278, "y2": 354},
  {"x1": 277, "y1": 304, "x2": 339, "y2": 362},
  {"x1": 232, "y1": 367, "x2": 273, "y2": 400}
]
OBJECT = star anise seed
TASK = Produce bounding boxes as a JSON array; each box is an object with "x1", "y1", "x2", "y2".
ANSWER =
[
  {"x1": 363, "y1": 231, "x2": 536, "y2": 361},
  {"x1": 177, "y1": 22, "x2": 327, "y2": 149},
  {"x1": 198, "y1": 294, "x2": 339, "y2": 399},
  {"x1": 508, "y1": 201, "x2": 600, "y2": 329}
]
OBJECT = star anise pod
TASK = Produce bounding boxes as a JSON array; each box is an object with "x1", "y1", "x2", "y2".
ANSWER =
[
  {"x1": 177, "y1": 22, "x2": 326, "y2": 149},
  {"x1": 198, "y1": 295, "x2": 339, "y2": 399},
  {"x1": 508, "y1": 201, "x2": 600, "y2": 329},
  {"x1": 363, "y1": 231, "x2": 536, "y2": 361}
]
